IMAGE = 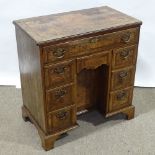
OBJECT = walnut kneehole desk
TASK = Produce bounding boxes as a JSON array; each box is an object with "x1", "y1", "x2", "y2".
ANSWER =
[{"x1": 13, "y1": 6, "x2": 142, "y2": 150}]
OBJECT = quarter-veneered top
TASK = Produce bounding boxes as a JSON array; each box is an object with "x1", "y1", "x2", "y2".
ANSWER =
[{"x1": 13, "y1": 6, "x2": 142, "y2": 45}]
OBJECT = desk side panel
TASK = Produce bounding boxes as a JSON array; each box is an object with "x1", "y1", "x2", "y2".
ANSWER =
[{"x1": 15, "y1": 26, "x2": 46, "y2": 132}]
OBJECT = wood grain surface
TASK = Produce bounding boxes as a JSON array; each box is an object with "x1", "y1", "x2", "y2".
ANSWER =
[{"x1": 13, "y1": 6, "x2": 142, "y2": 44}]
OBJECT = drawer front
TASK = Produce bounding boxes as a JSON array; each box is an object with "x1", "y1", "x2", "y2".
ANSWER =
[
  {"x1": 44, "y1": 60, "x2": 75, "y2": 89},
  {"x1": 47, "y1": 105, "x2": 76, "y2": 132},
  {"x1": 109, "y1": 87, "x2": 133, "y2": 112},
  {"x1": 46, "y1": 84, "x2": 75, "y2": 112},
  {"x1": 43, "y1": 27, "x2": 139, "y2": 63},
  {"x1": 112, "y1": 45, "x2": 137, "y2": 69},
  {"x1": 111, "y1": 67, "x2": 135, "y2": 90},
  {"x1": 77, "y1": 51, "x2": 110, "y2": 73}
]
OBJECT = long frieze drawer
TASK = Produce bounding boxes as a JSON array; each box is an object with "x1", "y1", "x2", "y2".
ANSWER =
[
  {"x1": 46, "y1": 83, "x2": 75, "y2": 112},
  {"x1": 44, "y1": 59, "x2": 76, "y2": 89},
  {"x1": 112, "y1": 45, "x2": 138, "y2": 69},
  {"x1": 43, "y1": 27, "x2": 139, "y2": 63},
  {"x1": 111, "y1": 66, "x2": 135, "y2": 90},
  {"x1": 109, "y1": 87, "x2": 133, "y2": 112},
  {"x1": 47, "y1": 105, "x2": 77, "y2": 133}
]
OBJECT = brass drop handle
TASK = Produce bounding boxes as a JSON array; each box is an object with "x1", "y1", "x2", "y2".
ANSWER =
[
  {"x1": 117, "y1": 91, "x2": 127, "y2": 100},
  {"x1": 119, "y1": 71, "x2": 128, "y2": 79},
  {"x1": 121, "y1": 32, "x2": 131, "y2": 43},
  {"x1": 89, "y1": 37, "x2": 99, "y2": 43},
  {"x1": 55, "y1": 89, "x2": 67, "y2": 99},
  {"x1": 54, "y1": 66, "x2": 65, "y2": 74},
  {"x1": 53, "y1": 48, "x2": 66, "y2": 58},
  {"x1": 56, "y1": 111, "x2": 68, "y2": 120},
  {"x1": 120, "y1": 50, "x2": 130, "y2": 59}
]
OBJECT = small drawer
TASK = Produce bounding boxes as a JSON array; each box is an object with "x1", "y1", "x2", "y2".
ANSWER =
[
  {"x1": 43, "y1": 44, "x2": 72, "y2": 63},
  {"x1": 77, "y1": 51, "x2": 110, "y2": 73},
  {"x1": 47, "y1": 105, "x2": 77, "y2": 133},
  {"x1": 43, "y1": 27, "x2": 139, "y2": 63},
  {"x1": 112, "y1": 45, "x2": 138, "y2": 69},
  {"x1": 46, "y1": 84, "x2": 75, "y2": 112},
  {"x1": 44, "y1": 60, "x2": 75, "y2": 89},
  {"x1": 109, "y1": 87, "x2": 133, "y2": 112},
  {"x1": 111, "y1": 66, "x2": 135, "y2": 90}
]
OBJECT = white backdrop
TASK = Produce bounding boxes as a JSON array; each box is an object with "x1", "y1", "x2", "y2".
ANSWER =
[{"x1": 0, "y1": 0, "x2": 155, "y2": 88}]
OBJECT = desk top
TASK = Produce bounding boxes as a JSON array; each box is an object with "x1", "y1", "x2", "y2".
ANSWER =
[{"x1": 13, "y1": 6, "x2": 142, "y2": 45}]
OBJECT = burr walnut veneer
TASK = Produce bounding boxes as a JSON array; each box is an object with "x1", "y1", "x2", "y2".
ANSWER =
[{"x1": 13, "y1": 6, "x2": 142, "y2": 150}]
